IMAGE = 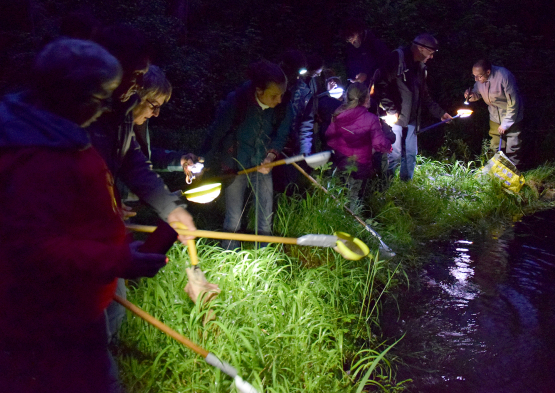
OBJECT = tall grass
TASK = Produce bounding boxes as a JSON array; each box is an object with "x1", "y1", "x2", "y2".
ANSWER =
[
  {"x1": 118, "y1": 239, "x2": 403, "y2": 392},
  {"x1": 117, "y1": 157, "x2": 555, "y2": 392}
]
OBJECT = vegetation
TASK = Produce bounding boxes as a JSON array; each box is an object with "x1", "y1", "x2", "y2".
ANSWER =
[
  {"x1": 2, "y1": 0, "x2": 554, "y2": 391},
  {"x1": 117, "y1": 152, "x2": 555, "y2": 392}
]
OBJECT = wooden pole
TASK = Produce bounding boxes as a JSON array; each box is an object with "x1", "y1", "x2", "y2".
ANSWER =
[
  {"x1": 236, "y1": 158, "x2": 288, "y2": 175},
  {"x1": 113, "y1": 294, "x2": 209, "y2": 358},
  {"x1": 127, "y1": 224, "x2": 298, "y2": 245}
]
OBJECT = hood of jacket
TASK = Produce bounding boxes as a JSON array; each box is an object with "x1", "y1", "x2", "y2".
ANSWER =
[{"x1": 0, "y1": 93, "x2": 90, "y2": 150}]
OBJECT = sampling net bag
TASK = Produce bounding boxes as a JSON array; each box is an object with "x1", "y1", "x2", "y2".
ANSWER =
[{"x1": 480, "y1": 141, "x2": 525, "y2": 193}]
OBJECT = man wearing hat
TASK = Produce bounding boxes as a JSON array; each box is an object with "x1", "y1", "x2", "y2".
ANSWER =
[{"x1": 374, "y1": 33, "x2": 452, "y2": 181}]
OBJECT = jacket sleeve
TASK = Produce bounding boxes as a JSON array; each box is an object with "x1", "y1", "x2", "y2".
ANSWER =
[
  {"x1": 368, "y1": 115, "x2": 392, "y2": 153},
  {"x1": 269, "y1": 102, "x2": 294, "y2": 153},
  {"x1": 298, "y1": 97, "x2": 315, "y2": 155},
  {"x1": 374, "y1": 52, "x2": 399, "y2": 115},
  {"x1": 500, "y1": 72, "x2": 522, "y2": 130},
  {"x1": 118, "y1": 137, "x2": 185, "y2": 220},
  {"x1": 2, "y1": 150, "x2": 132, "y2": 283},
  {"x1": 324, "y1": 119, "x2": 339, "y2": 149},
  {"x1": 470, "y1": 82, "x2": 482, "y2": 101}
]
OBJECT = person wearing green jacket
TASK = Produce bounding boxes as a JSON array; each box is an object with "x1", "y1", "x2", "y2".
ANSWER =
[{"x1": 204, "y1": 60, "x2": 292, "y2": 249}]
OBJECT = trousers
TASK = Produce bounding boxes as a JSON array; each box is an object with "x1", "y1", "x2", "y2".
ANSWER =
[
  {"x1": 222, "y1": 171, "x2": 273, "y2": 250},
  {"x1": 388, "y1": 124, "x2": 417, "y2": 181}
]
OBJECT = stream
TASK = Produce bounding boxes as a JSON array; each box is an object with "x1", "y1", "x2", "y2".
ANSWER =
[{"x1": 381, "y1": 209, "x2": 555, "y2": 393}]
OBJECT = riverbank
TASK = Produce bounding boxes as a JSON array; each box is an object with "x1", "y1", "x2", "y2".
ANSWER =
[{"x1": 117, "y1": 159, "x2": 555, "y2": 392}]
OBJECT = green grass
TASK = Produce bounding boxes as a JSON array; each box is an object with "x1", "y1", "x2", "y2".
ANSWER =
[
  {"x1": 117, "y1": 156, "x2": 555, "y2": 392},
  {"x1": 117, "y1": 242, "x2": 403, "y2": 392}
]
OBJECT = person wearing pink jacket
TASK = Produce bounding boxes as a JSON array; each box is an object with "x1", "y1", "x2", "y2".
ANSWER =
[{"x1": 325, "y1": 82, "x2": 392, "y2": 209}]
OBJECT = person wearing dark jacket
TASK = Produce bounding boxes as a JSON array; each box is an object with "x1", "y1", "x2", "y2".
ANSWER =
[
  {"x1": 0, "y1": 38, "x2": 166, "y2": 393},
  {"x1": 90, "y1": 24, "x2": 196, "y2": 234},
  {"x1": 204, "y1": 60, "x2": 292, "y2": 249},
  {"x1": 90, "y1": 26, "x2": 197, "y2": 344},
  {"x1": 343, "y1": 18, "x2": 390, "y2": 86},
  {"x1": 374, "y1": 33, "x2": 452, "y2": 181}
]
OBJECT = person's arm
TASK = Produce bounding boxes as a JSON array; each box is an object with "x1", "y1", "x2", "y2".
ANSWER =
[
  {"x1": 324, "y1": 117, "x2": 339, "y2": 148},
  {"x1": 465, "y1": 82, "x2": 481, "y2": 102},
  {"x1": 119, "y1": 138, "x2": 186, "y2": 218},
  {"x1": 374, "y1": 52, "x2": 399, "y2": 115},
  {"x1": 499, "y1": 72, "x2": 522, "y2": 131},
  {"x1": 150, "y1": 146, "x2": 193, "y2": 172},
  {"x1": 368, "y1": 115, "x2": 392, "y2": 153},
  {"x1": 298, "y1": 96, "x2": 315, "y2": 155}
]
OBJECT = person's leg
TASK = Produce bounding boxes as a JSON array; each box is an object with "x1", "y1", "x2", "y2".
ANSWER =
[
  {"x1": 105, "y1": 278, "x2": 127, "y2": 345},
  {"x1": 489, "y1": 120, "x2": 502, "y2": 151},
  {"x1": 347, "y1": 177, "x2": 364, "y2": 212},
  {"x1": 401, "y1": 124, "x2": 417, "y2": 181},
  {"x1": 222, "y1": 175, "x2": 248, "y2": 250},
  {"x1": 253, "y1": 172, "x2": 274, "y2": 248},
  {"x1": 504, "y1": 122, "x2": 522, "y2": 166},
  {"x1": 387, "y1": 125, "x2": 404, "y2": 178}
]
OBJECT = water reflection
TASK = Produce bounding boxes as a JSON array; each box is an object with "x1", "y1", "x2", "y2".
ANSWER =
[{"x1": 382, "y1": 210, "x2": 555, "y2": 393}]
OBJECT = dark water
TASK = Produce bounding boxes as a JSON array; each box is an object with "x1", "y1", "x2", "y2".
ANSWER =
[{"x1": 382, "y1": 209, "x2": 555, "y2": 393}]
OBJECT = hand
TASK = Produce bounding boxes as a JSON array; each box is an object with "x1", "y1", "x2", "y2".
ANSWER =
[
  {"x1": 348, "y1": 73, "x2": 368, "y2": 84},
  {"x1": 441, "y1": 113, "x2": 453, "y2": 123},
  {"x1": 167, "y1": 206, "x2": 197, "y2": 243},
  {"x1": 464, "y1": 89, "x2": 472, "y2": 100},
  {"x1": 257, "y1": 152, "x2": 276, "y2": 174},
  {"x1": 355, "y1": 73, "x2": 367, "y2": 83},
  {"x1": 180, "y1": 153, "x2": 199, "y2": 184},
  {"x1": 120, "y1": 203, "x2": 137, "y2": 220},
  {"x1": 180, "y1": 153, "x2": 198, "y2": 168},
  {"x1": 122, "y1": 241, "x2": 167, "y2": 279},
  {"x1": 498, "y1": 125, "x2": 507, "y2": 135}
]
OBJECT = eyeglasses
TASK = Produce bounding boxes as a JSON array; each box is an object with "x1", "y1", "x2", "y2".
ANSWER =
[
  {"x1": 146, "y1": 99, "x2": 162, "y2": 112},
  {"x1": 90, "y1": 95, "x2": 113, "y2": 109}
]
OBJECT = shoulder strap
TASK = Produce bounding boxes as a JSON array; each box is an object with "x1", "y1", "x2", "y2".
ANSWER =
[{"x1": 394, "y1": 48, "x2": 408, "y2": 82}]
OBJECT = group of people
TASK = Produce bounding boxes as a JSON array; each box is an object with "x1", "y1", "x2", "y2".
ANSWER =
[{"x1": 0, "y1": 14, "x2": 524, "y2": 392}]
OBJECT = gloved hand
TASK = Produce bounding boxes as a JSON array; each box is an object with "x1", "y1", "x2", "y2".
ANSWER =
[{"x1": 122, "y1": 241, "x2": 167, "y2": 279}]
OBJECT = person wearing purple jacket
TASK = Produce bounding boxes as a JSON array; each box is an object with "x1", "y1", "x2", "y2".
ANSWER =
[{"x1": 325, "y1": 82, "x2": 392, "y2": 210}]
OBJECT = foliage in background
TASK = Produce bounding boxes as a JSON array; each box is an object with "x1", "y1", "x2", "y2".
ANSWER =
[{"x1": 1, "y1": 0, "x2": 554, "y2": 161}]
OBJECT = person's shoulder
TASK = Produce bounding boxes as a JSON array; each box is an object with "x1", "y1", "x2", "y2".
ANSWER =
[{"x1": 359, "y1": 108, "x2": 379, "y2": 121}]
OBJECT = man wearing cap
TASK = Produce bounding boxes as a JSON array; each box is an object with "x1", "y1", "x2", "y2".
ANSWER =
[
  {"x1": 374, "y1": 33, "x2": 452, "y2": 181},
  {"x1": 464, "y1": 59, "x2": 523, "y2": 166}
]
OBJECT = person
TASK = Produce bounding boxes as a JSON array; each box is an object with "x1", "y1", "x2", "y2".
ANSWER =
[
  {"x1": 91, "y1": 24, "x2": 196, "y2": 233},
  {"x1": 325, "y1": 82, "x2": 392, "y2": 209},
  {"x1": 374, "y1": 33, "x2": 452, "y2": 181},
  {"x1": 304, "y1": 53, "x2": 325, "y2": 97},
  {"x1": 464, "y1": 59, "x2": 524, "y2": 166},
  {"x1": 132, "y1": 65, "x2": 198, "y2": 181},
  {"x1": 90, "y1": 25, "x2": 196, "y2": 345},
  {"x1": 273, "y1": 50, "x2": 315, "y2": 193},
  {"x1": 343, "y1": 17, "x2": 390, "y2": 86},
  {"x1": 316, "y1": 75, "x2": 343, "y2": 151},
  {"x1": 203, "y1": 60, "x2": 292, "y2": 249},
  {"x1": 0, "y1": 38, "x2": 166, "y2": 393}
]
